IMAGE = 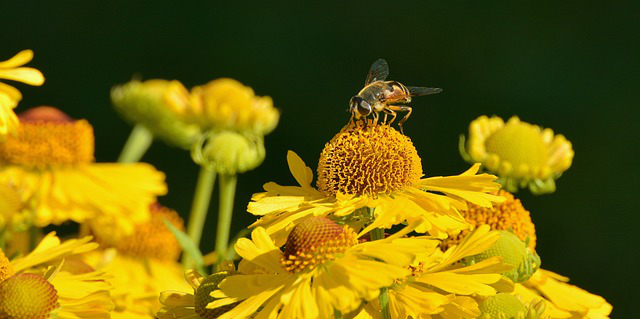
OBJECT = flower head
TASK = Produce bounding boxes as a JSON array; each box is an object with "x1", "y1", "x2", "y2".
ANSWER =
[
  {"x1": 0, "y1": 249, "x2": 14, "y2": 282},
  {"x1": 0, "y1": 107, "x2": 167, "y2": 235},
  {"x1": 461, "y1": 116, "x2": 574, "y2": 194},
  {"x1": 5, "y1": 233, "x2": 114, "y2": 319},
  {"x1": 0, "y1": 50, "x2": 45, "y2": 137},
  {"x1": 207, "y1": 217, "x2": 437, "y2": 318},
  {"x1": 192, "y1": 130, "x2": 266, "y2": 174},
  {"x1": 0, "y1": 273, "x2": 59, "y2": 319},
  {"x1": 249, "y1": 122, "x2": 504, "y2": 245},
  {"x1": 93, "y1": 203, "x2": 185, "y2": 261},
  {"x1": 478, "y1": 293, "x2": 546, "y2": 319},
  {"x1": 111, "y1": 79, "x2": 201, "y2": 149},
  {"x1": 187, "y1": 78, "x2": 279, "y2": 135},
  {"x1": 441, "y1": 190, "x2": 537, "y2": 251}
]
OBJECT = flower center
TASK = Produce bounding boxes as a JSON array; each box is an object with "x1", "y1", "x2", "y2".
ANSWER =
[
  {"x1": 0, "y1": 107, "x2": 94, "y2": 168},
  {"x1": 0, "y1": 249, "x2": 13, "y2": 283},
  {"x1": 479, "y1": 293, "x2": 528, "y2": 318},
  {"x1": 194, "y1": 271, "x2": 239, "y2": 319},
  {"x1": 94, "y1": 204, "x2": 184, "y2": 261},
  {"x1": 441, "y1": 190, "x2": 537, "y2": 251},
  {"x1": 0, "y1": 273, "x2": 59, "y2": 319},
  {"x1": 484, "y1": 121, "x2": 548, "y2": 168},
  {"x1": 281, "y1": 217, "x2": 358, "y2": 273},
  {"x1": 316, "y1": 122, "x2": 422, "y2": 197}
]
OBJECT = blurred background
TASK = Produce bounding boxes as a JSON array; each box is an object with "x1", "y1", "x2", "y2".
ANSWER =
[{"x1": 2, "y1": 1, "x2": 637, "y2": 316}]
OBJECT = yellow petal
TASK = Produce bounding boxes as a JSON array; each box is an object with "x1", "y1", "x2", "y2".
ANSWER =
[
  {"x1": 0, "y1": 67, "x2": 45, "y2": 86},
  {"x1": 0, "y1": 50, "x2": 34, "y2": 68}
]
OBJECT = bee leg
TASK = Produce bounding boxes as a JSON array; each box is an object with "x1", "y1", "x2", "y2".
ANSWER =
[
  {"x1": 384, "y1": 108, "x2": 397, "y2": 125},
  {"x1": 383, "y1": 113, "x2": 388, "y2": 124},
  {"x1": 372, "y1": 111, "x2": 379, "y2": 125},
  {"x1": 386, "y1": 105, "x2": 412, "y2": 134}
]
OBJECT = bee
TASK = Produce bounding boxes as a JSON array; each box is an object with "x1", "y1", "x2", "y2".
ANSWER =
[{"x1": 349, "y1": 59, "x2": 442, "y2": 132}]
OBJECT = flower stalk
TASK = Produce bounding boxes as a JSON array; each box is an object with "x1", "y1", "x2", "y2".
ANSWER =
[
  {"x1": 215, "y1": 174, "x2": 237, "y2": 263},
  {"x1": 183, "y1": 166, "x2": 217, "y2": 267},
  {"x1": 118, "y1": 124, "x2": 154, "y2": 163},
  {"x1": 369, "y1": 225, "x2": 391, "y2": 319}
]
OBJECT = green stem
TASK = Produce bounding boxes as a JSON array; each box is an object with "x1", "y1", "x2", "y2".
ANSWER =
[
  {"x1": 369, "y1": 227, "x2": 391, "y2": 319},
  {"x1": 183, "y1": 167, "x2": 217, "y2": 267},
  {"x1": 215, "y1": 174, "x2": 237, "y2": 263},
  {"x1": 334, "y1": 308, "x2": 343, "y2": 319},
  {"x1": 118, "y1": 124, "x2": 154, "y2": 163},
  {"x1": 379, "y1": 287, "x2": 391, "y2": 319}
]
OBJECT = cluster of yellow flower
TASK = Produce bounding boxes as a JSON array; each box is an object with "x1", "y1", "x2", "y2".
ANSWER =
[{"x1": 0, "y1": 49, "x2": 610, "y2": 319}]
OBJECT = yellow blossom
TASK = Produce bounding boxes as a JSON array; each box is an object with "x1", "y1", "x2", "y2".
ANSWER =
[
  {"x1": 186, "y1": 78, "x2": 279, "y2": 135},
  {"x1": 0, "y1": 107, "x2": 167, "y2": 238},
  {"x1": 461, "y1": 116, "x2": 574, "y2": 194},
  {"x1": 249, "y1": 122, "x2": 504, "y2": 245}
]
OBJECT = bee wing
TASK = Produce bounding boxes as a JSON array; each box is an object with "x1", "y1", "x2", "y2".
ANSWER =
[
  {"x1": 407, "y1": 86, "x2": 443, "y2": 96},
  {"x1": 365, "y1": 59, "x2": 389, "y2": 85}
]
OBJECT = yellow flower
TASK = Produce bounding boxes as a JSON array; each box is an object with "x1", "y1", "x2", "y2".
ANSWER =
[
  {"x1": 249, "y1": 122, "x2": 504, "y2": 245},
  {"x1": 206, "y1": 217, "x2": 438, "y2": 319},
  {"x1": 0, "y1": 107, "x2": 167, "y2": 238},
  {"x1": 2, "y1": 232, "x2": 114, "y2": 319},
  {"x1": 82, "y1": 249, "x2": 190, "y2": 319},
  {"x1": 92, "y1": 203, "x2": 184, "y2": 262},
  {"x1": 187, "y1": 78, "x2": 280, "y2": 135},
  {"x1": 461, "y1": 116, "x2": 574, "y2": 194},
  {"x1": 0, "y1": 49, "x2": 45, "y2": 137},
  {"x1": 441, "y1": 190, "x2": 537, "y2": 251},
  {"x1": 355, "y1": 225, "x2": 515, "y2": 319},
  {"x1": 514, "y1": 269, "x2": 611, "y2": 318},
  {"x1": 111, "y1": 79, "x2": 201, "y2": 149},
  {"x1": 207, "y1": 217, "x2": 438, "y2": 319}
]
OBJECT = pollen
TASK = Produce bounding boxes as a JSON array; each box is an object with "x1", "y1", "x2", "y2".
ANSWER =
[
  {"x1": 0, "y1": 273, "x2": 59, "y2": 319},
  {"x1": 484, "y1": 120, "x2": 548, "y2": 170},
  {"x1": 0, "y1": 106, "x2": 94, "y2": 169},
  {"x1": 0, "y1": 249, "x2": 13, "y2": 283},
  {"x1": 194, "y1": 271, "x2": 239, "y2": 319},
  {"x1": 441, "y1": 190, "x2": 537, "y2": 251},
  {"x1": 281, "y1": 217, "x2": 358, "y2": 273},
  {"x1": 94, "y1": 203, "x2": 185, "y2": 261},
  {"x1": 316, "y1": 122, "x2": 422, "y2": 197}
]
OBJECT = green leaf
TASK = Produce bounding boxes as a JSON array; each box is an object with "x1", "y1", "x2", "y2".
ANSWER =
[{"x1": 163, "y1": 218, "x2": 206, "y2": 274}]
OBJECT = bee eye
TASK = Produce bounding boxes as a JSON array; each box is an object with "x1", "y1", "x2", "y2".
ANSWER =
[{"x1": 357, "y1": 100, "x2": 371, "y2": 116}]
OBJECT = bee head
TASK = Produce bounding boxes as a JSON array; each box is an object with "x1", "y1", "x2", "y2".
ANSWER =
[{"x1": 349, "y1": 96, "x2": 371, "y2": 118}]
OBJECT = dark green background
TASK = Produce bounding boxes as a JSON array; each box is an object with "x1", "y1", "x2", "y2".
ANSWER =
[{"x1": 2, "y1": 1, "x2": 637, "y2": 316}]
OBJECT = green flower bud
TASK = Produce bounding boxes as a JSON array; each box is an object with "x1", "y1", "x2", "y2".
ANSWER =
[
  {"x1": 111, "y1": 79, "x2": 201, "y2": 149},
  {"x1": 192, "y1": 130, "x2": 265, "y2": 174},
  {"x1": 479, "y1": 294, "x2": 546, "y2": 319},
  {"x1": 464, "y1": 231, "x2": 541, "y2": 283}
]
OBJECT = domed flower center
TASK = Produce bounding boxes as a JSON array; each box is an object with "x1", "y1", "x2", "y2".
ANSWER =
[
  {"x1": 484, "y1": 121, "x2": 548, "y2": 168},
  {"x1": 316, "y1": 122, "x2": 423, "y2": 197},
  {"x1": 194, "y1": 271, "x2": 239, "y2": 319},
  {"x1": 0, "y1": 273, "x2": 59, "y2": 319},
  {"x1": 0, "y1": 106, "x2": 94, "y2": 168},
  {"x1": 281, "y1": 217, "x2": 358, "y2": 273},
  {"x1": 94, "y1": 204, "x2": 184, "y2": 261},
  {"x1": 0, "y1": 249, "x2": 13, "y2": 283},
  {"x1": 441, "y1": 190, "x2": 537, "y2": 251},
  {"x1": 479, "y1": 293, "x2": 528, "y2": 318}
]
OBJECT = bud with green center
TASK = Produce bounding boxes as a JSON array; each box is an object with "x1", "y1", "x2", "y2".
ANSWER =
[
  {"x1": 111, "y1": 79, "x2": 201, "y2": 149},
  {"x1": 478, "y1": 293, "x2": 546, "y2": 319},
  {"x1": 194, "y1": 271, "x2": 239, "y2": 319},
  {"x1": 192, "y1": 130, "x2": 265, "y2": 175},
  {"x1": 0, "y1": 273, "x2": 59, "y2": 319},
  {"x1": 464, "y1": 231, "x2": 541, "y2": 283}
]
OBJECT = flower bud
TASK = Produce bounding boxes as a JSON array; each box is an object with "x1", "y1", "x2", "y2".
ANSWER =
[
  {"x1": 192, "y1": 130, "x2": 265, "y2": 175},
  {"x1": 111, "y1": 79, "x2": 201, "y2": 149}
]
